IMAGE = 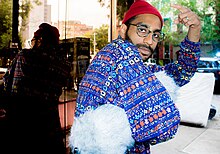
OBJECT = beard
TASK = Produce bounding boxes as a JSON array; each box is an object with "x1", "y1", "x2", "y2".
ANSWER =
[{"x1": 125, "y1": 32, "x2": 154, "y2": 61}]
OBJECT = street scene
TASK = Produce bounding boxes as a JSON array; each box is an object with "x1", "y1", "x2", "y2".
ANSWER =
[{"x1": 0, "y1": 0, "x2": 220, "y2": 154}]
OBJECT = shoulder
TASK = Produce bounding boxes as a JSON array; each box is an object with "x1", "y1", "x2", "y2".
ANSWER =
[{"x1": 98, "y1": 39, "x2": 138, "y2": 60}]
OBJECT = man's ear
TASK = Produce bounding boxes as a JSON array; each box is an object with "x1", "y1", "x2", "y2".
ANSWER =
[{"x1": 118, "y1": 24, "x2": 128, "y2": 39}]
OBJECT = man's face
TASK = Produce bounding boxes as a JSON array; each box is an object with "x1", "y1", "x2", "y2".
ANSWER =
[
  {"x1": 124, "y1": 14, "x2": 162, "y2": 61},
  {"x1": 31, "y1": 37, "x2": 42, "y2": 49}
]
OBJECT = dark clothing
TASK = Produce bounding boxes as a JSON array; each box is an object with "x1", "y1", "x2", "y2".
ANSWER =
[{"x1": 1, "y1": 47, "x2": 71, "y2": 154}]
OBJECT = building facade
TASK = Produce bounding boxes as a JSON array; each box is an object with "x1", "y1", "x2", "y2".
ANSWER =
[
  {"x1": 21, "y1": 0, "x2": 51, "y2": 48},
  {"x1": 53, "y1": 20, "x2": 93, "y2": 40},
  {"x1": 21, "y1": 0, "x2": 93, "y2": 49}
]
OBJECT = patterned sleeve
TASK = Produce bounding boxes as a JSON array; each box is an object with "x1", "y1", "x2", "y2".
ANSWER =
[
  {"x1": 146, "y1": 37, "x2": 201, "y2": 87},
  {"x1": 3, "y1": 52, "x2": 25, "y2": 94},
  {"x1": 165, "y1": 37, "x2": 201, "y2": 86}
]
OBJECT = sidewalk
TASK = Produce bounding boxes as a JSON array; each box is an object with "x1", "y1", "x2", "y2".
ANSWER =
[
  {"x1": 59, "y1": 89, "x2": 77, "y2": 129},
  {"x1": 151, "y1": 94, "x2": 220, "y2": 154}
]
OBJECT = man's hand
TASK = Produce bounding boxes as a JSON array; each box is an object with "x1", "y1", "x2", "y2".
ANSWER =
[{"x1": 171, "y1": 4, "x2": 201, "y2": 42}]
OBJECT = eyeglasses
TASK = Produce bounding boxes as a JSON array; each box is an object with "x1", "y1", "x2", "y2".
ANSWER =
[
  {"x1": 28, "y1": 38, "x2": 35, "y2": 48},
  {"x1": 28, "y1": 38, "x2": 41, "y2": 48},
  {"x1": 129, "y1": 23, "x2": 165, "y2": 42},
  {"x1": 31, "y1": 38, "x2": 36, "y2": 42}
]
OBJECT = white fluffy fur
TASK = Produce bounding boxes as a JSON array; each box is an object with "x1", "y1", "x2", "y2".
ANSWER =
[
  {"x1": 154, "y1": 71, "x2": 179, "y2": 102},
  {"x1": 69, "y1": 104, "x2": 135, "y2": 154}
]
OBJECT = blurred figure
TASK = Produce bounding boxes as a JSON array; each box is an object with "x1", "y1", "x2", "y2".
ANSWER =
[{"x1": 2, "y1": 23, "x2": 71, "y2": 154}]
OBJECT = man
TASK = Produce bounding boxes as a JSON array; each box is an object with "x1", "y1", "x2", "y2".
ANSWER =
[
  {"x1": 2, "y1": 23, "x2": 71, "y2": 154},
  {"x1": 69, "y1": 0, "x2": 201, "y2": 153}
]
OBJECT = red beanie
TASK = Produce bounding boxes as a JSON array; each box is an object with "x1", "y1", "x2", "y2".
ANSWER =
[{"x1": 122, "y1": 0, "x2": 163, "y2": 26}]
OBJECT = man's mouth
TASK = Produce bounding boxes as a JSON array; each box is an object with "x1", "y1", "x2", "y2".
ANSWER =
[{"x1": 138, "y1": 46, "x2": 152, "y2": 58}]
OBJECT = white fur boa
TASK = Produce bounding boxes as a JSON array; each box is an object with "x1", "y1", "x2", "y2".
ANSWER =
[{"x1": 69, "y1": 104, "x2": 135, "y2": 154}]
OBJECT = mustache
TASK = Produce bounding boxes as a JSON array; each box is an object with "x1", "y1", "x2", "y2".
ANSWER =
[
  {"x1": 136, "y1": 44, "x2": 154, "y2": 53},
  {"x1": 124, "y1": 32, "x2": 154, "y2": 54}
]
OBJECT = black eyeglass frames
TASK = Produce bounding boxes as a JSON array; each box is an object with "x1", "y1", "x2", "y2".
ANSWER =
[{"x1": 129, "y1": 23, "x2": 165, "y2": 42}]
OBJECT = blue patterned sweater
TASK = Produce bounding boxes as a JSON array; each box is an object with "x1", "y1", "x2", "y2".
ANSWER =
[{"x1": 75, "y1": 36, "x2": 200, "y2": 153}]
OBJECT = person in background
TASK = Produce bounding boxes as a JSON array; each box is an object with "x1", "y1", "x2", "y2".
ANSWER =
[
  {"x1": 69, "y1": 0, "x2": 201, "y2": 153},
  {"x1": 2, "y1": 23, "x2": 71, "y2": 154}
]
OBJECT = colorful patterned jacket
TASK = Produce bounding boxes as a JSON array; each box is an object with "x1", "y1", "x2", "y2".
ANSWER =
[{"x1": 72, "y1": 36, "x2": 200, "y2": 153}]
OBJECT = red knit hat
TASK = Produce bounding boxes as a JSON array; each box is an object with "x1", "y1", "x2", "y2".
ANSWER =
[{"x1": 122, "y1": 0, "x2": 163, "y2": 26}]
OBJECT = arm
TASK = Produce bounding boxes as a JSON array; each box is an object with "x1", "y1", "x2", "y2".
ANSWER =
[
  {"x1": 164, "y1": 37, "x2": 201, "y2": 87},
  {"x1": 163, "y1": 5, "x2": 201, "y2": 86},
  {"x1": 3, "y1": 52, "x2": 25, "y2": 94},
  {"x1": 171, "y1": 4, "x2": 201, "y2": 42},
  {"x1": 149, "y1": 5, "x2": 201, "y2": 87}
]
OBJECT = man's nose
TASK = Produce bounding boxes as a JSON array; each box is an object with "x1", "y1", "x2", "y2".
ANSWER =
[{"x1": 143, "y1": 33, "x2": 153, "y2": 45}]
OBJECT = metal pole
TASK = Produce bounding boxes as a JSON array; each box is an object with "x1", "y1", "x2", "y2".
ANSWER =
[
  {"x1": 12, "y1": 0, "x2": 19, "y2": 49},
  {"x1": 58, "y1": 0, "x2": 60, "y2": 29},
  {"x1": 63, "y1": 0, "x2": 68, "y2": 150},
  {"x1": 93, "y1": 33, "x2": 96, "y2": 54},
  {"x1": 110, "y1": 0, "x2": 117, "y2": 42}
]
